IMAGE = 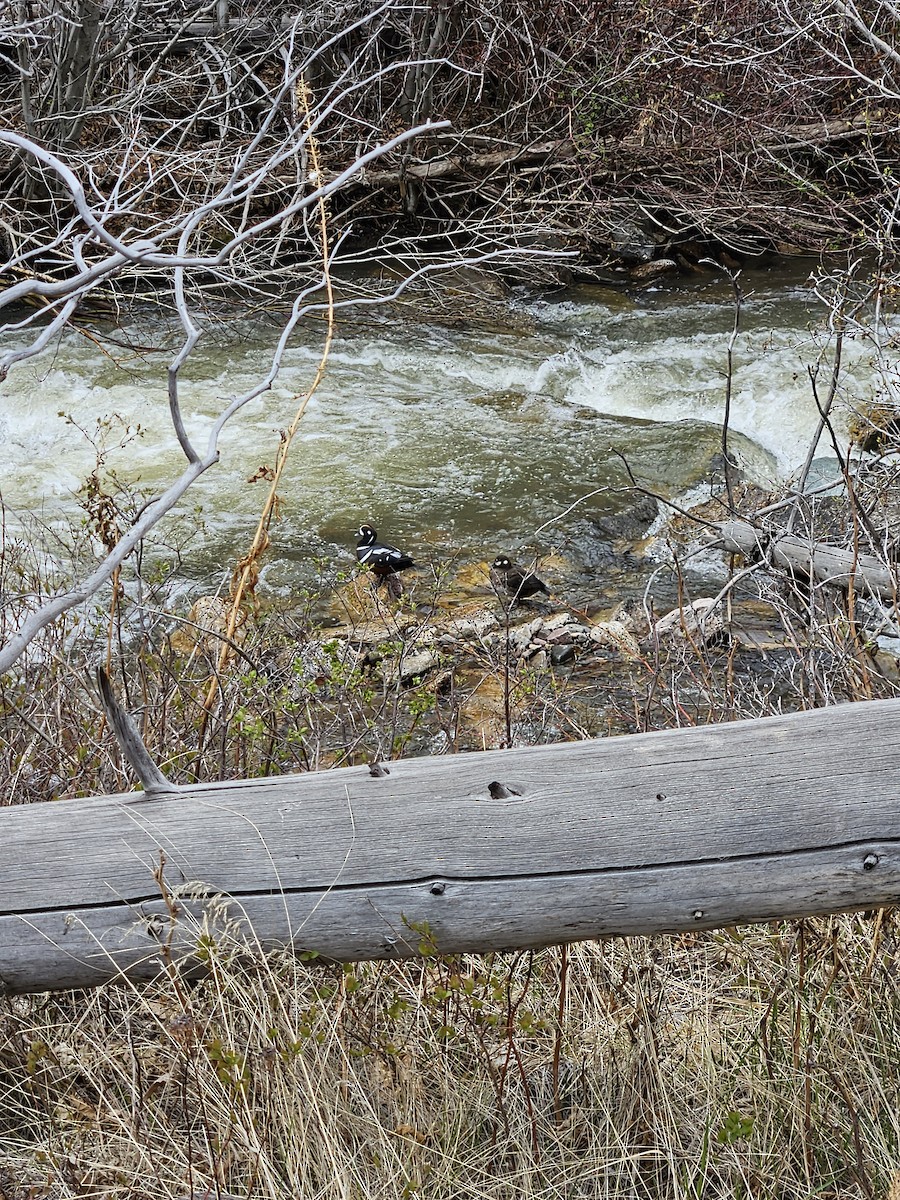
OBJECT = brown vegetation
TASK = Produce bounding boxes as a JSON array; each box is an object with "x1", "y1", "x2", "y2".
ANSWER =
[
  {"x1": 1, "y1": 0, "x2": 898, "y2": 283},
  {"x1": 2, "y1": 909, "x2": 900, "y2": 1197},
  {"x1": 3, "y1": 3, "x2": 900, "y2": 1194}
]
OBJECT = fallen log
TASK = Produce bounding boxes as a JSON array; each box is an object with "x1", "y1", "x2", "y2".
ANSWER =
[
  {"x1": 718, "y1": 519, "x2": 897, "y2": 598},
  {"x1": 4, "y1": 697, "x2": 900, "y2": 994},
  {"x1": 357, "y1": 138, "x2": 578, "y2": 186}
]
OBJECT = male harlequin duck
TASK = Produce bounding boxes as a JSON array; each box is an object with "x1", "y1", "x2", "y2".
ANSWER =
[
  {"x1": 490, "y1": 554, "x2": 550, "y2": 601},
  {"x1": 356, "y1": 524, "x2": 416, "y2": 582}
]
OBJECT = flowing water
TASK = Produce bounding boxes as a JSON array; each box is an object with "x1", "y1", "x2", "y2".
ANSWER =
[{"x1": 0, "y1": 261, "x2": 868, "y2": 596}]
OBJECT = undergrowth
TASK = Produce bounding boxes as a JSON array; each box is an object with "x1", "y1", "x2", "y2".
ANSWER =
[
  {"x1": 4, "y1": 455, "x2": 900, "y2": 1197},
  {"x1": 2, "y1": 918, "x2": 900, "y2": 1198}
]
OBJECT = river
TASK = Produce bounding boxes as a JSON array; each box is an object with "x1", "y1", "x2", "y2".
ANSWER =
[{"x1": 0, "y1": 260, "x2": 861, "y2": 600}]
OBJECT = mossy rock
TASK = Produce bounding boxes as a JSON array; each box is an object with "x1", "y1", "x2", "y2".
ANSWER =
[
  {"x1": 847, "y1": 401, "x2": 900, "y2": 453},
  {"x1": 169, "y1": 596, "x2": 247, "y2": 657}
]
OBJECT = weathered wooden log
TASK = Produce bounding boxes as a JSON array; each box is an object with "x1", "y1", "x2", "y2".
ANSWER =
[
  {"x1": 4, "y1": 697, "x2": 900, "y2": 994},
  {"x1": 718, "y1": 519, "x2": 897, "y2": 598}
]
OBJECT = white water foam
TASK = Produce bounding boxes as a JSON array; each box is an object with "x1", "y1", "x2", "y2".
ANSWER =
[{"x1": 0, "y1": 281, "x2": 867, "y2": 558}]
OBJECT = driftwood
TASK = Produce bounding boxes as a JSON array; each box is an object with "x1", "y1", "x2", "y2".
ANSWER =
[
  {"x1": 358, "y1": 138, "x2": 578, "y2": 186},
  {"x1": 718, "y1": 519, "x2": 897, "y2": 599},
  {"x1": 4, "y1": 697, "x2": 900, "y2": 994},
  {"x1": 347, "y1": 113, "x2": 890, "y2": 190}
]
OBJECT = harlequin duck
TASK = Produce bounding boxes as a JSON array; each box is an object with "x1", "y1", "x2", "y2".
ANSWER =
[
  {"x1": 356, "y1": 524, "x2": 416, "y2": 581},
  {"x1": 490, "y1": 554, "x2": 550, "y2": 601}
]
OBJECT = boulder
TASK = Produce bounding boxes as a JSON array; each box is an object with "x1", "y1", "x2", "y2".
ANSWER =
[
  {"x1": 653, "y1": 598, "x2": 725, "y2": 643},
  {"x1": 629, "y1": 258, "x2": 678, "y2": 282}
]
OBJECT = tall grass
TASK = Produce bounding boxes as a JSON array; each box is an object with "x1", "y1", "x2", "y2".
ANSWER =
[
  {"x1": 2, "y1": 917, "x2": 900, "y2": 1197},
  {"x1": 4, "y1": 463, "x2": 900, "y2": 1197}
]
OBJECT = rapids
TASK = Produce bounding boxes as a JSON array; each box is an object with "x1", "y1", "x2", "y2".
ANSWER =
[{"x1": 0, "y1": 262, "x2": 862, "y2": 594}]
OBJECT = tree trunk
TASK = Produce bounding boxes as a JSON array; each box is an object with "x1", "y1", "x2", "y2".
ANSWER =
[
  {"x1": 3, "y1": 698, "x2": 900, "y2": 994},
  {"x1": 717, "y1": 519, "x2": 896, "y2": 597}
]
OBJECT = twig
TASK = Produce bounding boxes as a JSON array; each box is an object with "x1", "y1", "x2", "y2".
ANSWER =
[
  {"x1": 786, "y1": 325, "x2": 845, "y2": 534},
  {"x1": 96, "y1": 666, "x2": 177, "y2": 797}
]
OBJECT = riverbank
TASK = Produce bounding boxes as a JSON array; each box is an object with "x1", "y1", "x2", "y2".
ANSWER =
[
  {"x1": 2, "y1": 2, "x2": 897, "y2": 301},
  {"x1": 4, "y1": 450, "x2": 900, "y2": 1196}
]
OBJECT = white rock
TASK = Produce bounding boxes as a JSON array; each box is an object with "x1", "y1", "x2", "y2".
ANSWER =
[
  {"x1": 588, "y1": 621, "x2": 642, "y2": 660},
  {"x1": 653, "y1": 598, "x2": 724, "y2": 641}
]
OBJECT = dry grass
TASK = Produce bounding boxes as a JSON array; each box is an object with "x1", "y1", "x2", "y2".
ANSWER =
[
  {"x1": 5, "y1": 462, "x2": 900, "y2": 1197},
  {"x1": 2, "y1": 916, "x2": 900, "y2": 1198}
]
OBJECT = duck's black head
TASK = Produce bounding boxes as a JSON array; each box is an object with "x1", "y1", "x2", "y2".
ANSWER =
[
  {"x1": 357, "y1": 524, "x2": 377, "y2": 544},
  {"x1": 492, "y1": 554, "x2": 512, "y2": 571}
]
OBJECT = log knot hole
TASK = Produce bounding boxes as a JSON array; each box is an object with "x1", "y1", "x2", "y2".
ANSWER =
[
  {"x1": 430, "y1": 881, "x2": 446, "y2": 896},
  {"x1": 863, "y1": 853, "x2": 879, "y2": 871},
  {"x1": 144, "y1": 914, "x2": 166, "y2": 940},
  {"x1": 488, "y1": 781, "x2": 521, "y2": 800}
]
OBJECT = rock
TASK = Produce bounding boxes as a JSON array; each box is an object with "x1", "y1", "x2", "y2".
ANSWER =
[
  {"x1": 540, "y1": 612, "x2": 580, "y2": 634},
  {"x1": 344, "y1": 618, "x2": 409, "y2": 645},
  {"x1": 396, "y1": 646, "x2": 441, "y2": 683},
  {"x1": 550, "y1": 643, "x2": 576, "y2": 665},
  {"x1": 504, "y1": 617, "x2": 545, "y2": 657},
  {"x1": 629, "y1": 258, "x2": 678, "y2": 282},
  {"x1": 588, "y1": 620, "x2": 642, "y2": 661},
  {"x1": 653, "y1": 598, "x2": 725, "y2": 643},
  {"x1": 440, "y1": 606, "x2": 499, "y2": 643},
  {"x1": 593, "y1": 495, "x2": 660, "y2": 543},
  {"x1": 450, "y1": 561, "x2": 493, "y2": 596},
  {"x1": 847, "y1": 399, "x2": 900, "y2": 453},
  {"x1": 567, "y1": 528, "x2": 619, "y2": 569},
  {"x1": 542, "y1": 626, "x2": 575, "y2": 646},
  {"x1": 570, "y1": 262, "x2": 629, "y2": 286},
  {"x1": 439, "y1": 265, "x2": 511, "y2": 300},
  {"x1": 169, "y1": 596, "x2": 246, "y2": 656},
  {"x1": 291, "y1": 636, "x2": 354, "y2": 688},
  {"x1": 567, "y1": 623, "x2": 592, "y2": 641},
  {"x1": 455, "y1": 674, "x2": 525, "y2": 749},
  {"x1": 328, "y1": 575, "x2": 390, "y2": 624},
  {"x1": 565, "y1": 497, "x2": 660, "y2": 573},
  {"x1": 871, "y1": 648, "x2": 900, "y2": 684},
  {"x1": 529, "y1": 649, "x2": 549, "y2": 671},
  {"x1": 537, "y1": 612, "x2": 589, "y2": 646},
  {"x1": 609, "y1": 219, "x2": 658, "y2": 264}
]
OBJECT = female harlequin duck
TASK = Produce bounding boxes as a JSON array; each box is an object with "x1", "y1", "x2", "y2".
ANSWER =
[
  {"x1": 490, "y1": 554, "x2": 550, "y2": 601},
  {"x1": 356, "y1": 524, "x2": 416, "y2": 583}
]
